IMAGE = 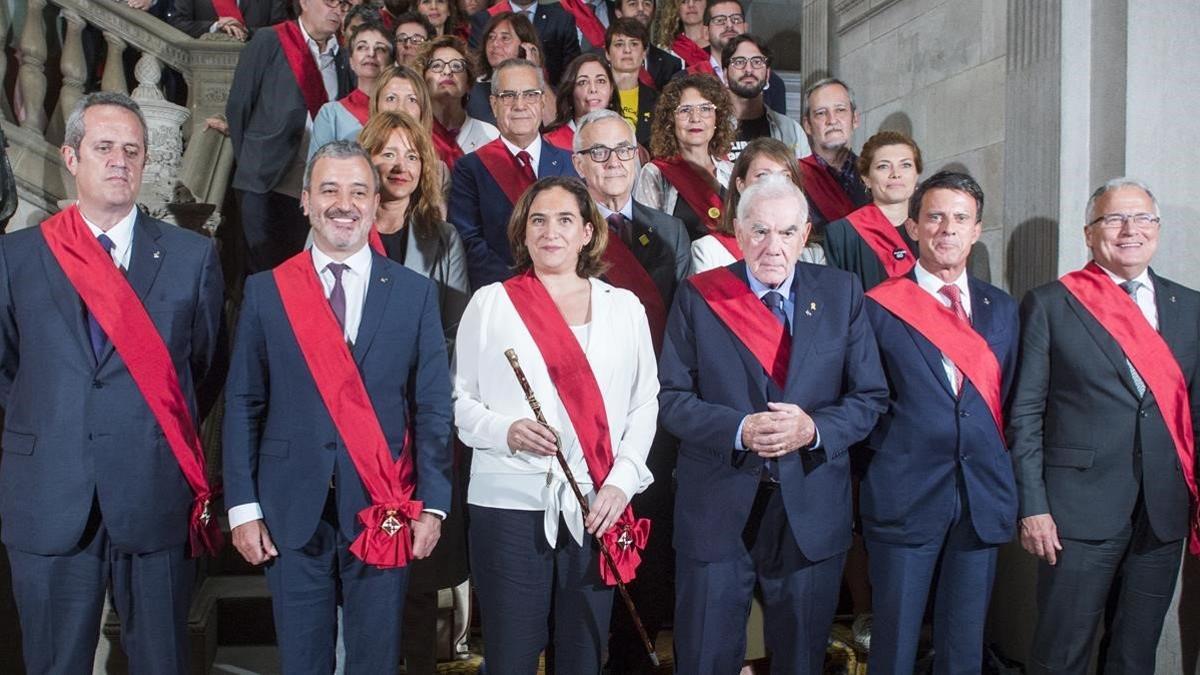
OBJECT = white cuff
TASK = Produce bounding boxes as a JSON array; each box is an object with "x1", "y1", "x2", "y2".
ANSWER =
[
  {"x1": 228, "y1": 502, "x2": 264, "y2": 529},
  {"x1": 423, "y1": 508, "x2": 447, "y2": 520}
]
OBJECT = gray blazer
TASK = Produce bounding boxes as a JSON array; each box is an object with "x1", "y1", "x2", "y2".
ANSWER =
[{"x1": 395, "y1": 220, "x2": 471, "y2": 351}]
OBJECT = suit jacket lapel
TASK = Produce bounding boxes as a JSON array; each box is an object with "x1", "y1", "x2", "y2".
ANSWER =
[
  {"x1": 98, "y1": 214, "x2": 163, "y2": 368},
  {"x1": 538, "y1": 145, "x2": 565, "y2": 177},
  {"x1": 1065, "y1": 291, "x2": 1141, "y2": 398},
  {"x1": 722, "y1": 261, "x2": 771, "y2": 408},
  {"x1": 353, "y1": 253, "x2": 395, "y2": 365},
  {"x1": 782, "y1": 264, "x2": 821, "y2": 400},
  {"x1": 894, "y1": 270, "x2": 955, "y2": 397},
  {"x1": 40, "y1": 243, "x2": 93, "y2": 361}
]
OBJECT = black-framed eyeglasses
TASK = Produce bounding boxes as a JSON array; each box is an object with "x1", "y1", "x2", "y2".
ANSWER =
[
  {"x1": 493, "y1": 89, "x2": 544, "y2": 105},
  {"x1": 707, "y1": 13, "x2": 744, "y2": 27},
  {"x1": 321, "y1": 0, "x2": 352, "y2": 12},
  {"x1": 1087, "y1": 212, "x2": 1160, "y2": 230},
  {"x1": 428, "y1": 58, "x2": 467, "y2": 74},
  {"x1": 395, "y1": 33, "x2": 428, "y2": 46},
  {"x1": 577, "y1": 144, "x2": 637, "y2": 163},
  {"x1": 728, "y1": 55, "x2": 768, "y2": 70}
]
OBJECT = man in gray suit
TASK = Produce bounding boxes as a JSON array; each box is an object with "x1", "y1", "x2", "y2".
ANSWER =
[{"x1": 1010, "y1": 178, "x2": 1200, "y2": 674}]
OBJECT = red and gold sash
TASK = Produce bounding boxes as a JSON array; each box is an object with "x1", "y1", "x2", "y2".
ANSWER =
[
  {"x1": 476, "y1": 137, "x2": 536, "y2": 205},
  {"x1": 799, "y1": 154, "x2": 856, "y2": 224},
  {"x1": 672, "y1": 33, "x2": 714, "y2": 74},
  {"x1": 867, "y1": 277, "x2": 1005, "y2": 440},
  {"x1": 211, "y1": 0, "x2": 246, "y2": 25},
  {"x1": 503, "y1": 271, "x2": 651, "y2": 583},
  {"x1": 273, "y1": 252, "x2": 423, "y2": 568},
  {"x1": 432, "y1": 119, "x2": 465, "y2": 169},
  {"x1": 557, "y1": 0, "x2": 606, "y2": 46},
  {"x1": 41, "y1": 206, "x2": 222, "y2": 557},
  {"x1": 651, "y1": 157, "x2": 740, "y2": 259},
  {"x1": 338, "y1": 88, "x2": 370, "y2": 125},
  {"x1": 845, "y1": 203, "x2": 915, "y2": 278},
  {"x1": 689, "y1": 266, "x2": 790, "y2": 389},
  {"x1": 276, "y1": 21, "x2": 330, "y2": 119},
  {"x1": 1060, "y1": 262, "x2": 1200, "y2": 555},
  {"x1": 543, "y1": 124, "x2": 574, "y2": 151},
  {"x1": 602, "y1": 232, "x2": 666, "y2": 354}
]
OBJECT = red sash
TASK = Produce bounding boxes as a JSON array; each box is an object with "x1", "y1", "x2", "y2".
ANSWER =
[
  {"x1": 379, "y1": 7, "x2": 396, "y2": 31},
  {"x1": 488, "y1": 1, "x2": 508, "y2": 16},
  {"x1": 276, "y1": 21, "x2": 330, "y2": 119},
  {"x1": 41, "y1": 206, "x2": 222, "y2": 557},
  {"x1": 543, "y1": 124, "x2": 574, "y2": 151},
  {"x1": 211, "y1": 0, "x2": 246, "y2": 24},
  {"x1": 503, "y1": 272, "x2": 651, "y2": 583},
  {"x1": 651, "y1": 157, "x2": 740, "y2": 259},
  {"x1": 638, "y1": 67, "x2": 656, "y2": 89},
  {"x1": 845, "y1": 203, "x2": 915, "y2": 278},
  {"x1": 672, "y1": 33, "x2": 714, "y2": 74},
  {"x1": 602, "y1": 233, "x2": 666, "y2": 354},
  {"x1": 689, "y1": 266, "x2": 790, "y2": 389},
  {"x1": 799, "y1": 155, "x2": 856, "y2": 224},
  {"x1": 273, "y1": 252, "x2": 423, "y2": 568},
  {"x1": 368, "y1": 228, "x2": 386, "y2": 256},
  {"x1": 475, "y1": 137, "x2": 536, "y2": 205},
  {"x1": 432, "y1": 120, "x2": 465, "y2": 169},
  {"x1": 557, "y1": 0, "x2": 606, "y2": 46},
  {"x1": 1059, "y1": 262, "x2": 1200, "y2": 555},
  {"x1": 338, "y1": 88, "x2": 370, "y2": 125},
  {"x1": 866, "y1": 277, "x2": 1005, "y2": 440}
]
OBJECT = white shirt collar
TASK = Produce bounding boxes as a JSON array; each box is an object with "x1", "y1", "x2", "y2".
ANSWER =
[
  {"x1": 914, "y1": 261, "x2": 971, "y2": 316},
  {"x1": 501, "y1": 135, "x2": 543, "y2": 173},
  {"x1": 508, "y1": 0, "x2": 537, "y2": 17},
  {"x1": 595, "y1": 198, "x2": 634, "y2": 222},
  {"x1": 80, "y1": 204, "x2": 138, "y2": 269},
  {"x1": 297, "y1": 17, "x2": 338, "y2": 57},
  {"x1": 310, "y1": 240, "x2": 373, "y2": 278},
  {"x1": 1098, "y1": 264, "x2": 1154, "y2": 296}
]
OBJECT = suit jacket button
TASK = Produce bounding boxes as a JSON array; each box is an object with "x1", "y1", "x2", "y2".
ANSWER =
[
  {"x1": 1139, "y1": 410, "x2": 1148, "y2": 418},
  {"x1": 958, "y1": 410, "x2": 969, "y2": 418}
]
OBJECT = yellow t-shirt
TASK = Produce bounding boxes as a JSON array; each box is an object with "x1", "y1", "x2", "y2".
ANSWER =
[{"x1": 618, "y1": 87, "x2": 639, "y2": 129}]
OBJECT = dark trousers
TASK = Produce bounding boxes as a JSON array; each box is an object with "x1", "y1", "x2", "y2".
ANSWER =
[
  {"x1": 469, "y1": 505, "x2": 614, "y2": 675},
  {"x1": 1028, "y1": 505, "x2": 1183, "y2": 675},
  {"x1": 401, "y1": 588, "x2": 438, "y2": 674},
  {"x1": 264, "y1": 491, "x2": 409, "y2": 674},
  {"x1": 235, "y1": 189, "x2": 309, "y2": 274},
  {"x1": 674, "y1": 484, "x2": 845, "y2": 675},
  {"x1": 7, "y1": 502, "x2": 192, "y2": 675},
  {"x1": 866, "y1": 480, "x2": 999, "y2": 675}
]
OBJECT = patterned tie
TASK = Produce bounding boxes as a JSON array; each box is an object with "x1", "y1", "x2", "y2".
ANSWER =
[
  {"x1": 762, "y1": 290, "x2": 789, "y2": 334},
  {"x1": 606, "y1": 212, "x2": 627, "y2": 242},
  {"x1": 1120, "y1": 280, "x2": 1147, "y2": 397},
  {"x1": 515, "y1": 150, "x2": 537, "y2": 184},
  {"x1": 938, "y1": 284, "x2": 969, "y2": 396},
  {"x1": 87, "y1": 234, "x2": 116, "y2": 361},
  {"x1": 327, "y1": 262, "x2": 349, "y2": 332}
]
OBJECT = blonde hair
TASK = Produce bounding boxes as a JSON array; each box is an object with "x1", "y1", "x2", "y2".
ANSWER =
[{"x1": 369, "y1": 65, "x2": 434, "y2": 129}]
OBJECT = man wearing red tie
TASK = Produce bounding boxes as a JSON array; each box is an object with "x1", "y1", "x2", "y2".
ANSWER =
[{"x1": 1010, "y1": 178, "x2": 1200, "y2": 674}]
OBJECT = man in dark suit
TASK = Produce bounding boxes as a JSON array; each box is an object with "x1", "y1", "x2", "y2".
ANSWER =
[
  {"x1": 610, "y1": 0, "x2": 683, "y2": 89},
  {"x1": 449, "y1": 59, "x2": 578, "y2": 289},
  {"x1": 223, "y1": 141, "x2": 454, "y2": 673},
  {"x1": 1010, "y1": 178, "x2": 1200, "y2": 674},
  {"x1": 468, "y1": 0, "x2": 580, "y2": 86},
  {"x1": 169, "y1": 0, "x2": 288, "y2": 39},
  {"x1": 226, "y1": 0, "x2": 352, "y2": 272},
  {"x1": 0, "y1": 93, "x2": 225, "y2": 674},
  {"x1": 660, "y1": 174, "x2": 888, "y2": 673},
  {"x1": 693, "y1": 0, "x2": 786, "y2": 114},
  {"x1": 861, "y1": 172, "x2": 1018, "y2": 674}
]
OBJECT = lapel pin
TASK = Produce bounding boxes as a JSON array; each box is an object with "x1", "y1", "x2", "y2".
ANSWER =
[
  {"x1": 638, "y1": 234, "x2": 650, "y2": 246},
  {"x1": 1171, "y1": 295, "x2": 1177, "y2": 303},
  {"x1": 805, "y1": 301, "x2": 816, "y2": 316},
  {"x1": 153, "y1": 250, "x2": 161, "y2": 259},
  {"x1": 380, "y1": 277, "x2": 389, "y2": 283},
  {"x1": 983, "y1": 297, "x2": 990, "y2": 305}
]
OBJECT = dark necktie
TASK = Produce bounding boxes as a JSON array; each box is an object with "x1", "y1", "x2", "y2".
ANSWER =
[
  {"x1": 762, "y1": 290, "x2": 789, "y2": 334},
  {"x1": 327, "y1": 262, "x2": 348, "y2": 332},
  {"x1": 1120, "y1": 280, "x2": 1147, "y2": 397},
  {"x1": 606, "y1": 212, "x2": 627, "y2": 242},
  {"x1": 87, "y1": 234, "x2": 116, "y2": 361},
  {"x1": 516, "y1": 150, "x2": 536, "y2": 184},
  {"x1": 938, "y1": 284, "x2": 969, "y2": 395}
]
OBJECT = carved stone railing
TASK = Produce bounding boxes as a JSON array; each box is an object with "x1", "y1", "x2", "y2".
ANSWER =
[{"x1": 3, "y1": 0, "x2": 244, "y2": 230}]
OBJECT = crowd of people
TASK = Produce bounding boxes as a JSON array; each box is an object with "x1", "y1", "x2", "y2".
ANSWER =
[{"x1": 0, "y1": 0, "x2": 1196, "y2": 674}]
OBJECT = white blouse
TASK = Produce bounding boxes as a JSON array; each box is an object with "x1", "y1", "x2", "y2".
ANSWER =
[
  {"x1": 633, "y1": 158, "x2": 734, "y2": 217},
  {"x1": 453, "y1": 278, "x2": 659, "y2": 547}
]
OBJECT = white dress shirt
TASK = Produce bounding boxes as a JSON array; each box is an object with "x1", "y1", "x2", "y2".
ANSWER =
[
  {"x1": 595, "y1": 199, "x2": 634, "y2": 222},
  {"x1": 914, "y1": 261, "x2": 972, "y2": 394},
  {"x1": 1099, "y1": 265, "x2": 1158, "y2": 330},
  {"x1": 81, "y1": 204, "x2": 137, "y2": 270},
  {"x1": 458, "y1": 116, "x2": 501, "y2": 154},
  {"x1": 500, "y1": 135, "x2": 543, "y2": 177},
  {"x1": 298, "y1": 18, "x2": 340, "y2": 110},
  {"x1": 311, "y1": 243, "x2": 372, "y2": 345}
]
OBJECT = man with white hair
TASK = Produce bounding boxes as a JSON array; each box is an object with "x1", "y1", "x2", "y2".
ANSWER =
[{"x1": 659, "y1": 174, "x2": 888, "y2": 673}]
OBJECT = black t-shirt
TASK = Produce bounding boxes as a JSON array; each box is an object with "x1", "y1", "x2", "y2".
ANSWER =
[
  {"x1": 729, "y1": 113, "x2": 772, "y2": 161},
  {"x1": 379, "y1": 227, "x2": 410, "y2": 265}
]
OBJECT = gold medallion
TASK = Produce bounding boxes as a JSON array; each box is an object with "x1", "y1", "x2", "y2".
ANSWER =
[
  {"x1": 707, "y1": 207, "x2": 721, "y2": 220},
  {"x1": 380, "y1": 510, "x2": 403, "y2": 537}
]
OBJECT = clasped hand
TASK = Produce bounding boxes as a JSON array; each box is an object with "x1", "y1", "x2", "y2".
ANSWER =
[
  {"x1": 507, "y1": 418, "x2": 559, "y2": 456},
  {"x1": 741, "y1": 402, "x2": 816, "y2": 457}
]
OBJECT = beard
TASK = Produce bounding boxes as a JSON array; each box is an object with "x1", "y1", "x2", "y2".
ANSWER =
[{"x1": 729, "y1": 76, "x2": 766, "y2": 99}]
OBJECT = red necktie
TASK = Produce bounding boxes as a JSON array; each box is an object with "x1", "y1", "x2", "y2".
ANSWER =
[
  {"x1": 938, "y1": 284, "x2": 969, "y2": 396},
  {"x1": 516, "y1": 150, "x2": 536, "y2": 184}
]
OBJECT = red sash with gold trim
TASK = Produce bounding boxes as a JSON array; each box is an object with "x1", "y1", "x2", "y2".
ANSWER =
[
  {"x1": 432, "y1": 120, "x2": 465, "y2": 169},
  {"x1": 672, "y1": 33, "x2": 714, "y2": 74},
  {"x1": 651, "y1": 157, "x2": 740, "y2": 259},
  {"x1": 503, "y1": 271, "x2": 651, "y2": 583},
  {"x1": 543, "y1": 124, "x2": 574, "y2": 151},
  {"x1": 845, "y1": 203, "x2": 915, "y2": 277},
  {"x1": 211, "y1": 0, "x2": 246, "y2": 24},
  {"x1": 867, "y1": 277, "x2": 1005, "y2": 440},
  {"x1": 273, "y1": 252, "x2": 423, "y2": 568},
  {"x1": 338, "y1": 89, "x2": 370, "y2": 125},
  {"x1": 557, "y1": 0, "x2": 606, "y2": 46},
  {"x1": 689, "y1": 266, "x2": 789, "y2": 389},
  {"x1": 476, "y1": 137, "x2": 536, "y2": 205},
  {"x1": 41, "y1": 206, "x2": 222, "y2": 557},
  {"x1": 799, "y1": 155, "x2": 856, "y2": 224},
  {"x1": 1060, "y1": 262, "x2": 1200, "y2": 555},
  {"x1": 276, "y1": 21, "x2": 330, "y2": 119},
  {"x1": 602, "y1": 233, "x2": 666, "y2": 354}
]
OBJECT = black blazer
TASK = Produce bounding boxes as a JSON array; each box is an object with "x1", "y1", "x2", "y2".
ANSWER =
[
  {"x1": 628, "y1": 83, "x2": 657, "y2": 148},
  {"x1": 606, "y1": 201, "x2": 692, "y2": 307},
  {"x1": 468, "y1": 2, "x2": 581, "y2": 87},
  {"x1": 1009, "y1": 269, "x2": 1200, "y2": 543},
  {"x1": 170, "y1": 0, "x2": 288, "y2": 38},
  {"x1": 646, "y1": 45, "x2": 683, "y2": 90},
  {"x1": 822, "y1": 213, "x2": 919, "y2": 291},
  {"x1": 226, "y1": 22, "x2": 352, "y2": 194}
]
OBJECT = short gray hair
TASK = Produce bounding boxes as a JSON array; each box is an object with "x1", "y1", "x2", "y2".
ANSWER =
[
  {"x1": 573, "y1": 108, "x2": 636, "y2": 153},
  {"x1": 802, "y1": 77, "x2": 857, "y2": 119},
  {"x1": 304, "y1": 140, "x2": 380, "y2": 194},
  {"x1": 63, "y1": 92, "x2": 148, "y2": 155},
  {"x1": 490, "y1": 58, "x2": 547, "y2": 95},
  {"x1": 736, "y1": 173, "x2": 808, "y2": 224},
  {"x1": 1085, "y1": 177, "x2": 1159, "y2": 224}
]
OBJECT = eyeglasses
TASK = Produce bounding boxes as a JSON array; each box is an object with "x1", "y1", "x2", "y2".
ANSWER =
[
  {"x1": 728, "y1": 55, "x2": 768, "y2": 70},
  {"x1": 707, "y1": 13, "x2": 744, "y2": 27},
  {"x1": 427, "y1": 58, "x2": 467, "y2": 73},
  {"x1": 321, "y1": 0, "x2": 352, "y2": 12},
  {"x1": 494, "y1": 89, "x2": 544, "y2": 105},
  {"x1": 395, "y1": 33, "x2": 428, "y2": 46},
  {"x1": 1088, "y1": 212, "x2": 1161, "y2": 230},
  {"x1": 577, "y1": 144, "x2": 637, "y2": 163},
  {"x1": 674, "y1": 103, "x2": 717, "y2": 119}
]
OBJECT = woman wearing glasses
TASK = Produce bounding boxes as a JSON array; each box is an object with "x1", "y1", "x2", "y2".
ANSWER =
[
  {"x1": 454, "y1": 177, "x2": 657, "y2": 675},
  {"x1": 417, "y1": 35, "x2": 500, "y2": 169},
  {"x1": 466, "y1": 12, "x2": 546, "y2": 126},
  {"x1": 542, "y1": 53, "x2": 621, "y2": 151},
  {"x1": 307, "y1": 21, "x2": 394, "y2": 163},
  {"x1": 635, "y1": 73, "x2": 735, "y2": 242}
]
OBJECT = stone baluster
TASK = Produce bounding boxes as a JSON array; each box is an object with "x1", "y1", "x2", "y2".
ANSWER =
[
  {"x1": 17, "y1": 0, "x2": 49, "y2": 131},
  {"x1": 101, "y1": 31, "x2": 129, "y2": 95},
  {"x1": 0, "y1": 1, "x2": 11, "y2": 119},
  {"x1": 132, "y1": 53, "x2": 190, "y2": 222},
  {"x1": 51, "y1": 10, "x2": 89, "y2": 144}
]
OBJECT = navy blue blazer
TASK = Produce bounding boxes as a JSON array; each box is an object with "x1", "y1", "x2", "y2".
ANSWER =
[
  {"x1": 468, "y1": 3, "x2": 581, "y2": 86},
  {"x1": 862, "y1": 274, "x2": 1019, "y2": 546},
  {"x1": 447, "y1": 139, "x2": 578, "y2": 290},
  {"x1": 659, "y1": 261, "x2": 888, "y2": 563},
  {"x1": 0, "y1": 213, "x2": 225, "y2": 555},
  {"x1": 222, "y1": 252, "x2": 453, "y2": 551}
]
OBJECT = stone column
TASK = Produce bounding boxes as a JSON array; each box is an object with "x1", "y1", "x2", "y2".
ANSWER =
[{"x1": 131, "y1": 53, "x2": 191, "y2": 221}]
